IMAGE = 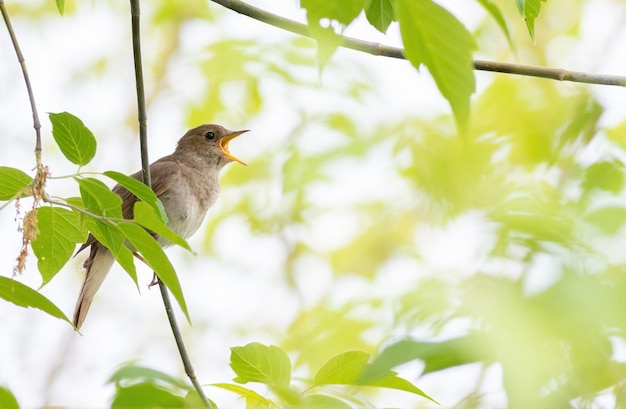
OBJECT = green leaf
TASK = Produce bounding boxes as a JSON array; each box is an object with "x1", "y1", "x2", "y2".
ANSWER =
[
  {"x1": 104, "y1": 171, "x2": 168, "y2": 223},
  {"x1": 516, "y1": 0, "x2": 546, "y2": 40},
  {"x1": 49, "y1": 112, "x2": 97, "y2": 166},
  {"x1": 109, "y1": 365, "x2": 190, "y2": 390},
  {"x1": 0, "y1": 276, "x2": 71, "y2": 324},
  {"x1": 301, "y1": 0, "x2": 366, "y2": 26},
  {"x1": 582, "y1": 161, "x2": 625, "y2": 195},
  {"x1": 314, "y1": 351, "x2": 436, "y2": 402},
  {"x1": 116, "y1": 222, "x2": 189, "y2": 323},
  {"x1": 0, "y1": 386, "x2": 20, "y2": 409},
  {"x1": 85, "y1": 218, "x2": 138, "y2": 287},
  {"x1": 365, "y1": 0, "x2": 395, "y2": 33},
  {"x1": 230, "y1": 343, "x2": 292, "y2": 389},
  {"x1": 31, "y1": 206, "x2": 87, "y2": 285},
  {"x1": 111, "y1": 383, "x2": 185, "y2": 408},
  {"x1": 55, "y1": 0, "x2": 65, "y2": 15},
  {"x1": 301, "y1": 0, "x2": 366, "y2": 69},
  {"x1": 299, "y1": 394, "x2": 352, "y2": 409},
  {"x1": 585, "y1": 207, "x2": 626, "y2": 235},
  {"x1": 77, "y1": 177, "x2": 123, "y2": 218},
  {"x1": 397, "y1": 0, "x2": 476, "y2": 132},
  {"x1": 314, "y1": 351, "x2": 369, "y2": 385},
  {"x1": 210, "y1": 383, "x2": 272, "y2": 408},
  {"x1": 133, "y1": 202, "x2": 192, "y2": 252},
  {"x1": 0, "y1": 167, "x2": 33, "y2": 201},
  {"x1": 475, "y1": 0, "x2": 513, "y2": 48}
]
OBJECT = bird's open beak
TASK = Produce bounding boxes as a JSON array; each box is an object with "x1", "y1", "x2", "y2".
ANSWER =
[{"x1": 219, "y1": 129, "x2": 249, "y2": 165}]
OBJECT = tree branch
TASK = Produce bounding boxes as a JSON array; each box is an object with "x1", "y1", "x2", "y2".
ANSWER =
[
  {"x1": 129, "y1": 1, "x2": 213, "y2": 407},
  {"x1": 209, "y1": 0, "x2": 626, "y2": 87},
  {"x1": 0, "y1": 0, "x2": 43, "y2": 159}
]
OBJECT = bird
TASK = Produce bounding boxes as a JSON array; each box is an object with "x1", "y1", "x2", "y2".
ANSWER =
[{"x1": 72, "y1": 124, "x2": 248, "y2": 330}]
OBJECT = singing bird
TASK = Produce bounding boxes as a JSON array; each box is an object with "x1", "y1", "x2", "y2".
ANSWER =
[{"x1": 73, "y1": 124, "x2": 248, "y2": 330}]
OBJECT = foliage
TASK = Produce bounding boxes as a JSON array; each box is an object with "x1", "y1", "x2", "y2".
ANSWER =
[{"x1": 2, "y1": 0, "x2": 626, "y2": 408}]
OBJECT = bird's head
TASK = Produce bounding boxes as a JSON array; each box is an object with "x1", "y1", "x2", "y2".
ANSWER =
[{"x1": 175, "y1": 124, "x2": 248, "y2": 166}]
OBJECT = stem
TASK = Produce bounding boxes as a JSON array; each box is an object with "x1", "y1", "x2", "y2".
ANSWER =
[
  {"x1": 0, "y1": 0, "x2": 43, "y2": 163},
  {"x1": 209, "y1": 0, "x2": 626, "y2": 87},
  {"x1": 129, "y1": 1, "x2": 213, "y2": 407}
]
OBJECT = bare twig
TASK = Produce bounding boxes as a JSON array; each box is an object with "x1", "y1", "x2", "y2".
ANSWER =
[
  {"x1": 208, "y1": 0, "x2": 626, "y2": 87},
  {"x1": 129, "y1": 1, "x2": 213, "y2": 407}
]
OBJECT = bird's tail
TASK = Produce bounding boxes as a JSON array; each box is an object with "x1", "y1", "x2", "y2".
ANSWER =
[{"x1": 73, "y1": 244, "x2": 115, "y2": 331}]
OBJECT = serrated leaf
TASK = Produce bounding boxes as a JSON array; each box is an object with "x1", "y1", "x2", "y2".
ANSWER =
[
  {"x1": 365, "y1": 0, "x2": 395, "y2": 33},
  {"x1": 111, "y1": 383, "x2": 185, "y2": 408},
  {"x1": 109, "y1": 365, "x2": 189, "y2": 390},
  {"x1": 116, "y1": 222, "x2": 189, "y2": 323},
  {"x1": 476, "y1": 0, "x2": 513, "y2": 49},
  {"x1": 230, "y1": 343, "x2": 292, "y2": 389},
  {"x1": 0, "y1": 276, "x2": 71, "y2": 324},
  {"x1": 314, "y1": 350, "x2": 436, "y2": 402},
  {"x1": 0, "y1": 386, "x2": 20, "y2": 409},
  {"x1": 31, "y1": 206, "x2": 87, "y2": 285},
  {"x1": 397, "y1": 0, "x2": 476, "y2": 132},
  {"x1": 104, "y1": 171, "x2": 168, "y2": 223},
  {"x1": 211, "y1": 383, "x2": 272, "y2": 408},
  {"x1": 133, "y1": 202, "x2": 192, "y2": 252},
  {"x1": 0, "y1": 166, "x2": 33, "y2": 201},
  {"x1": 49, "y1": 112, "x2": 97, "y2": 166},
  {"x1": 85, "y1": 218, "x2": 138, "y2": 286},
  {"x1": 77, "y1": 177, "x2": 123, "y2": 218}
]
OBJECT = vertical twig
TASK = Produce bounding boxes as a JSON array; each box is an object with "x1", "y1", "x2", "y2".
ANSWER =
[
  {"x1": 0, "y1": 0, "x2": 42, "y2": 163},
  {"x1": 129, "y1": 1, "x2": 213, "y2": 407}
]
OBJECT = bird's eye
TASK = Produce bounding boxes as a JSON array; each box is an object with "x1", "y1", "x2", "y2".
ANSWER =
[{"x1": 205, "y1": 131, "x2": 215, "y2": 140}]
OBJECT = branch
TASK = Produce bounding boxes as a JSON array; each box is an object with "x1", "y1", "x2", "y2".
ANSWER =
[
  {"x1": 0, "y1": 0, "x2": 43, "y2": 162},
  {"x1": 129, "y1": 1, "x2": 213, "y2": 407},
  {"x1": 209, "y1": 0, "x2": 626, "y2": 87}
]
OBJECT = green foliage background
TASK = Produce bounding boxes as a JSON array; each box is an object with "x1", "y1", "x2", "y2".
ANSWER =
[{"x1": 2, "y1": 0, "x2": 626, "y2": 408}]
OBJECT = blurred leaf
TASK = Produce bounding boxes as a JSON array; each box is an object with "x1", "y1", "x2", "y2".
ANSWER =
[
  {"x1": 104, "y1": 171, "x2": 168, "y2": 223},
  {"x1": 476, "y1": 0, "x2": 513, "y2": 48},
  {"x1": 584, "y1": 206, "x2": 626, "y2": 234},
  {"x1": 0, "y1": 386, "x2": 20, "y2": 409},
  {"x1": 397, "y1": 0, "x2": 476, "y2": 131},
  {"x1": 31, "y1": 206, "x2": 86, "y2": 285},
  {"x1": 282, "y1": 303, "x2": 376, "y2": 371},
  {"x1": 77, "y1": 177, "x2": 123, "y2": 218},
  {"x1": 0, "y1": 167, "x2": 32, "y2": 201},
  {"x1": 230, "y1": 343, "x2": 291, "y2": 389},
  {"x1": 117, "y1": 222, "x2": 189, "y2": 323},
  {"x1": 111, "y1": 383, "x2": 185, "y2": 408},
  {"x1": 306, "y1": 21, "x2": 343, "y2": 71},
  {"x1": 297, "y1": 394, "x2": 352, "y2": 409},
  {"x1": 365, "y1": 0, "x2": 395, "y2": 33},
  {"x1": 364, "y1": 335, "x2": 490, "y2": 380},
  {"x1": 49, "y1": 112, "x2": 97, "y2": 166},
  {"x1": 314, "y1": 351, "x2": 436, "y2": 401},
  {"x1": 210, "y1": 383, "x2": 272, "y2": 409},
  {"x1": 582, "y1": 161, "x2": 624, "y2": 195},
  {"x1": 0, "y1": 276, "x2": 71, "y2": 324},
  {"x1": 109, "y1": 365, "x2": 189, "y2": 390},
  {"x1": 55, "y1": 0, "x2": 64, "y2": 15},
  {"x1": 133, "y1": 202, "x2": 192, "y2": 252},
  {"x1": 184, "y1": 390, "x2": 217, "y2": 409}
]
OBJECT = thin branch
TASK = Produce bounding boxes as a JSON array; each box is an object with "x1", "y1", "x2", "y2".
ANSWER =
[
  {"x1": 209, "y1": 0, "x2": 626, "y2": 87},
  {"x1": 0, "y1": 0, "x2": 43, "y2": 161},
  {"x1": 129, "y1": 1, "x2": 213, "y2": 407}
]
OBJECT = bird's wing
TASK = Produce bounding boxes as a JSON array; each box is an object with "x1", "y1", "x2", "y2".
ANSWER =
[{"x1": 74, "y1": 156, "x2": 179, "y2": 256}]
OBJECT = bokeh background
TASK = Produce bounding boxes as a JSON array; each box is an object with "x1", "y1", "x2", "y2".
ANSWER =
[{"x1": 2, "y1": 0, "x2": 626, "y2": 407}]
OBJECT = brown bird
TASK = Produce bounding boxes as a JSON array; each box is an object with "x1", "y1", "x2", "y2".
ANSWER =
[{"x1": 73, "y1": 124, "x2": 248, "y2": 330}]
